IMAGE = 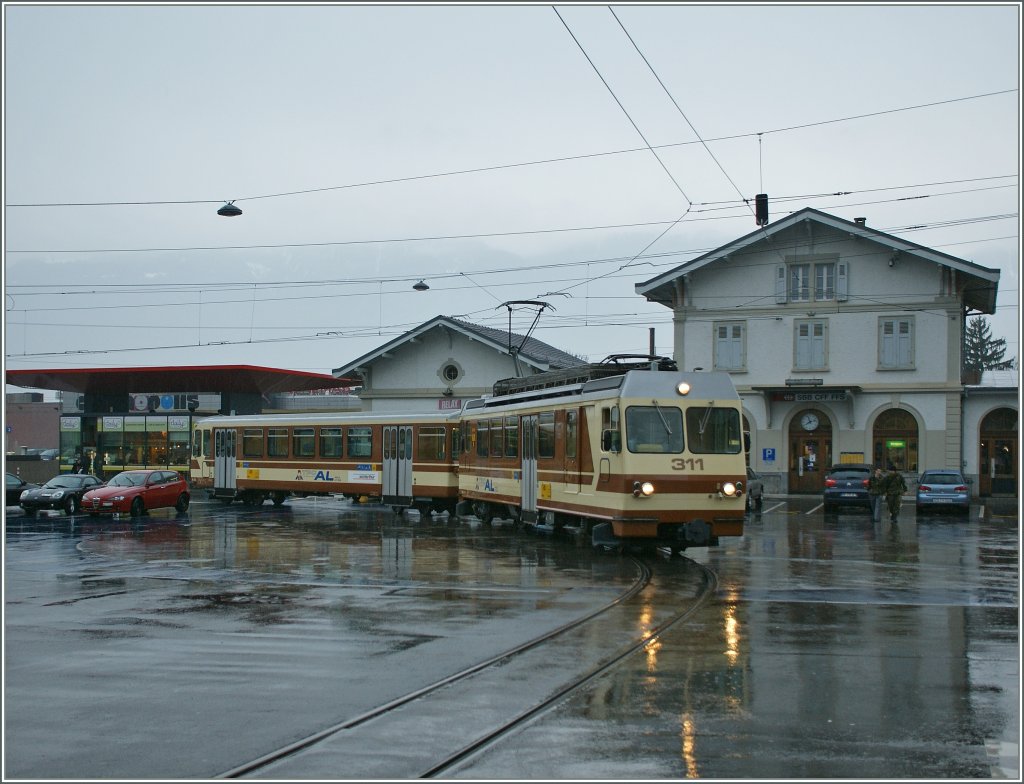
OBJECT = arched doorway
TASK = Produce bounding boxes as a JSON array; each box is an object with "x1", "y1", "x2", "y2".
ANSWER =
[
  {"x1": 872, "y1": 409, "x2": 919, "y2": 472},
  {"x1": 788, "y1": 409, "x2": 832, "y2": 493},
  {"x1": 979, "y1": 408, "x2": 1018, "y2": 497}
]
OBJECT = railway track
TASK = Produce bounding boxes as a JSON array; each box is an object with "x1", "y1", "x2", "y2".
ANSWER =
[
  {"x1": 216, "y1": 552, "x2": 712, "y2": 777},
  {"x1": 216, "y1": 555, "x2": 657, "y2": 778}
]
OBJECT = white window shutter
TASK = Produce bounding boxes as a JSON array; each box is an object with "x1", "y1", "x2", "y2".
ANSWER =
[
  {"x1": 836, "y1": 262, "x2": 848, "y2": 301},
  {"x1": 775, "y1": 265, "x2": 787, "y2": 303}
]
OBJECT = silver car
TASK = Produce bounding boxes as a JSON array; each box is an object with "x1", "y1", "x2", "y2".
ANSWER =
[
  {"x1": 915, "y1": 470, "x2": 970, "y2": 514},
  {"x1": 746, "y1": 466, "x2": 764, "y2": 512}
]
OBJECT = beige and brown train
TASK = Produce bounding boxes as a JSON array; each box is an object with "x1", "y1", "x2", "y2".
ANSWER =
[{"x1": 191, "y1": 357, "x2": 748, "y2": 552}]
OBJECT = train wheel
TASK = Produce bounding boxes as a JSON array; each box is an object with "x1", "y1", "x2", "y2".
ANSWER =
[
  {"x1": 271, "y1": 492, "x2": 286, "y2": 506},
  {"x1": 473, "y1": 502, "x2": 493, "y2": 525}
]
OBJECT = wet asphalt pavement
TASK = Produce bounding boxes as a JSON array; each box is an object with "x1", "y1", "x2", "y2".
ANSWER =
[{"x1": 3, "y1": 493, "x2": 1019, "y2": 779}]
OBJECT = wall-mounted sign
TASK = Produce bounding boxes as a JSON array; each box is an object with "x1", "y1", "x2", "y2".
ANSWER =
[{"x1": 886, "y1": 440, "x2": 906, "y2": 448}]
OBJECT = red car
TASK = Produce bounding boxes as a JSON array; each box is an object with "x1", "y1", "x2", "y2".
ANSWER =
[{"x1": 82, "y1": 470, "x2": 190, "y2": 517}]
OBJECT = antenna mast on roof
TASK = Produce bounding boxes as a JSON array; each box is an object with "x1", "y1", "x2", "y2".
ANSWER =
[{"x1": 499, "y1": 300, "x2": 555, "y2": 378}]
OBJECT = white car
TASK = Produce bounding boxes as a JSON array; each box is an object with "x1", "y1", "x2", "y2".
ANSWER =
[{"x1": 746, "y1": 467, "x2": 764, "y2": 511}]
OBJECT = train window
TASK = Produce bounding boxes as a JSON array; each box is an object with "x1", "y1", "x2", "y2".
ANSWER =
[
  {"x1": 476, "y1": 421, "x2": 489, "y2": 458},
  {"x1": 504, "y1": 417, "x2": 518, "y2": 458},
  {"x1": 626, "y1": 407, "x2": 683, "y2": 454},
  {"x1": 320, "y1": 427, "x2": 343, "y2": 458},
  {"x1": 203, "y1": 429, "x2": 211, "y2": 459},
  {"x1": 538, "y1": 412, "x2": 556, "y2": 458},
  {"x1": 243, "y1": 429, "x2": 264, "y2": 458},
  {"x1": 293, "y1": 427, "x2": 315, "y2": 458},
  {"x1": 566, "y1": 411, "x2": 578, "y2": 459},
  {"x1": 489, "y1": 418, "x2": 503, "y2": 458},
  {"x1": 347, "y1": 427, "x2": 372, "y2": 458},
  {"x1": 685, "y1": 407, "x2": 742, "y2": 454},
  {"x1": 192, "y1": 429, "x2": 202, "y2": 458},
  {"x1": 417, "y1": 427, "x2": 446, "y2": 461},
  {"x1": 268, "y1": 428, "x2": 288, "y2": 458},
  {"x1": 601, "y1": 405, "x2": 621, "y2": 453},
  {"x1": 451, "y1": 427, "x2": 461, "y2": 458}
]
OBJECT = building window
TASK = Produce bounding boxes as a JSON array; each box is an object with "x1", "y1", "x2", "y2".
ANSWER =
[
  {"x1": 879, "y1": 317, "x2": 914, "y2": 369},
  {"x1": 795, "y1": 319, "x2": 828, "y2": 370},
  {"x1": 789, "y1": 264, "x2": 811, "y2": 302},
  {"x1": 814, "y1": 263, "x2": 835, "y2": 300},
  {"x1": 778, "y1": 257, "x2": 844, "y2": 303},
  {"x1": 714, "y1": 322, "x2": 746, "y2": 371}
]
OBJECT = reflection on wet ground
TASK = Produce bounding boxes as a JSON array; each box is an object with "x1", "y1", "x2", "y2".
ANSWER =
[{"x1": 3, "y1": 496, "x2": 1019, "y2": 779}]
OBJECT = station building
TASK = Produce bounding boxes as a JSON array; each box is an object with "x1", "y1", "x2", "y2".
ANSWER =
[
  {"x1": 636, "y1": 207, "x2": 1018, "y2": 497},
  {"x1": 4, "y1": 365, "x2": 350, "y2": 479}
]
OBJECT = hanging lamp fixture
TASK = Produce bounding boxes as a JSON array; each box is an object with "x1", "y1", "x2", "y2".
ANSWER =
[{"x1": 217, "y1": 201, "x2": 242, "y2": 217}]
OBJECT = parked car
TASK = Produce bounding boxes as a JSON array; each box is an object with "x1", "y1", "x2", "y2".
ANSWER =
[
  {"x1": 916, "y1": 470, "x2": 970, "y2": 514},
  {"x1": 822, "y1": 464, "x2": 873, "y2": 513},
  {"x1": 6, "y1": 473, "x2": 40, "y2": 507},
  {"x1": 746, "y1": 466, "x2": 764, "y2": 511},
  {"x1": 82, "y1": 470, "x2": 190, "y2": 517},
  {"x1": 19, "y1": 473, "x2": 104, "y2": 516}
]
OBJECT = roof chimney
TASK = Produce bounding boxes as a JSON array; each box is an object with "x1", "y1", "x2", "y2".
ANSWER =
[{"x1": 854, "y1": 217, "x2": 866, "y2": 226}]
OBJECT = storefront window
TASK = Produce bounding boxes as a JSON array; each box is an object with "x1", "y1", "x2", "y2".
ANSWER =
[{"x1": 872, "y1": 409, "x2": 919, "y2": 471}]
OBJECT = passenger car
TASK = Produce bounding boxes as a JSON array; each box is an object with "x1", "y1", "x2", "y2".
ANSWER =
[
  {"x1": 6, "y1": 473, "x2": 40, "y2": 506},
  {"x1": 82, "y1": 470, "x2": 190, "y2": 516},
  {"x1": 822, "y1": 464, "x2": 873, "y2": 513},
  {"x1": 915, "y1": 470, "x2": 970, "y2": 514},
  {"x1": 746, "y1": 466, "x2": 764, "y2": 511},
  {"x1": 19, "y1": 473, "x2": 104, "y2": 516}
]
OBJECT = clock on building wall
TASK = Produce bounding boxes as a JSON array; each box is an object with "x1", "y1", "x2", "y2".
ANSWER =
[{"x1": 800, "y1": 412, "x2": 820, "y2": 431}]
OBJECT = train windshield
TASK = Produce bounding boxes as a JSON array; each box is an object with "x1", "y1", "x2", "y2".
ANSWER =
[
  {"x1": 625, "y1": 406, "x2": 684, "y2": 453},
  {"x1": 685, "y1": 407, "x2": 742, "y2": 454}
]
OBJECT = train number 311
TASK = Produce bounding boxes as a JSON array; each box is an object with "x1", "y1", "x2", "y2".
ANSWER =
[{"x1": 671, "y1": 458, "x2": 705, "y2": 471}]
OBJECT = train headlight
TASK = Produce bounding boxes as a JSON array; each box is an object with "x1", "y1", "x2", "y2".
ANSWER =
[
  {"x1": 720, "y1": 481, "x2": 739, "y2": 497},
  {"x1": 633, "y1": 480, "x2": 655, "y2": 497},
  {"x1": 676, "y1": 382, "x2": 691, "y2": 396}
]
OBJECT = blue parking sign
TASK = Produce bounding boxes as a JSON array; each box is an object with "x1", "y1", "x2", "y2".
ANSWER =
[{"x1": 762, "y1": 447, "x2": 776, "y2": 462}]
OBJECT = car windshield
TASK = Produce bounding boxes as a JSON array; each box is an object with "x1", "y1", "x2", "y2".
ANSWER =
[
  {"x1": 922, "y1": 473, "x2": 964, "y2": 485},
  {"x1": 44, "y1": 476, "x2": 85, "y2": 489},
  {"x1": 107, "y1": 473, "x2": 148, "y2": 488}
]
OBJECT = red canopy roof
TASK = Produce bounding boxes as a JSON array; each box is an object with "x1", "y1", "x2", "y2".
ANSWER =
[{"x1": 6, "y1": 365, "x2": 353, "y2": 396}]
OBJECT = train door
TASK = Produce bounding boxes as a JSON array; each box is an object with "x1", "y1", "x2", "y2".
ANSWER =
[
  {"x1": 521, "y1": 415, "x2": 538, "y2": 524},
  {"x1": 383, "y1": 425, "x2": 413, "y2": 505},
  {"x1": 214, "y1": 428, "x2": 236, "y2": 497},
  {"x1": 564, "y1": 409, "x2": 581, "y2": 493}
]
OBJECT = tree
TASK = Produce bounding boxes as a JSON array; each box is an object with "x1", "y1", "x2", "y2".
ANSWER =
[{"x1": 964, "y1": 316, "x2": 1015, "y2": 373}]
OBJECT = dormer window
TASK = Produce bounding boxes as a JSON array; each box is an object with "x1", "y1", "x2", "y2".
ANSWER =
[{"x1": 776, "y1": 256, "x2": 847, "y2": 304}]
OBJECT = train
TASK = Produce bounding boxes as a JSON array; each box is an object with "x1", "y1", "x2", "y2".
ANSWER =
[{"x1": 190, "y1": 356, "x2": 748, "y2": 552}]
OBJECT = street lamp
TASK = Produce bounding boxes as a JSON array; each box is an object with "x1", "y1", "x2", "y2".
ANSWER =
[{"x1": 217, "y1": 201, "x2": 242, "y2": 217}]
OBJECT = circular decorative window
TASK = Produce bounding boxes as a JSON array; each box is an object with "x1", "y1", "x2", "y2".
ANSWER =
[{"x1": 442, "y1": 364, "x2": 460, "y2": 382}]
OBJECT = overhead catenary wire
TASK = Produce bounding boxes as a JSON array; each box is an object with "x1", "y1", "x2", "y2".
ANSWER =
[
  {"x1": 4, "y1": 89, "x2": 1014, "y2": 209},
  {"x1": 7, "y1": 180, "x2": 1015, "y2": 256}
]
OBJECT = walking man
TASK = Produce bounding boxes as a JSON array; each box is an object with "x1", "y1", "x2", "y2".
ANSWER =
[
  {"x1": 884, "y1": 467, "x2": 907, "y2": 522},
  {"x1": 868, "y1": 467, "x2": 885, "y2": 522}
]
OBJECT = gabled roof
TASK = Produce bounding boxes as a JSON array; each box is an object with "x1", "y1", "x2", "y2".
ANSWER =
[
  {"x1": 331, "y1": 315, "x2": 582, "y2": 378},
  {"x1": 5, "y1": 365, "x2": 350, "y2": 396},
  {"x1": 635, "y1": 207, "x2": 1000, "y2": 313}
]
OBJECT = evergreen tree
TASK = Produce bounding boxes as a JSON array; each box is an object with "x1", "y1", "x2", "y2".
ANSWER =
[{"x1": 964, "y1": 316, "x2": 1015, "y2": 372}]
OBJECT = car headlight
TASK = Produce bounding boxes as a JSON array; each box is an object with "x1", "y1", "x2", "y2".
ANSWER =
[
  {"x1": 633, "y1": 481, "x2": 655, "y2": 497},
  {"x1": 51, "y1": 490, "x2": 65, "y2": 499},
  {"x1": 112, "y1": 495, "x2": 126, "y2": 502},
  {"x1": 19, "y1": 491, "x2": 28, "y2": 500}
]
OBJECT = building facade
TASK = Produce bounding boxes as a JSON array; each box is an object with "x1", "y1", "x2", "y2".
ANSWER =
[
  {"x1": 636, "y1": 208, "x2": 1017, "y2": 497},
  {"x1": 331, "y1": 315, "x2": 583, "y2": 412}
]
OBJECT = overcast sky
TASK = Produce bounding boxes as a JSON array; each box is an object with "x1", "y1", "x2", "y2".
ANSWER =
[{"x1": 3, "y1": 2, "x2": 1020, "y2": 397}]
